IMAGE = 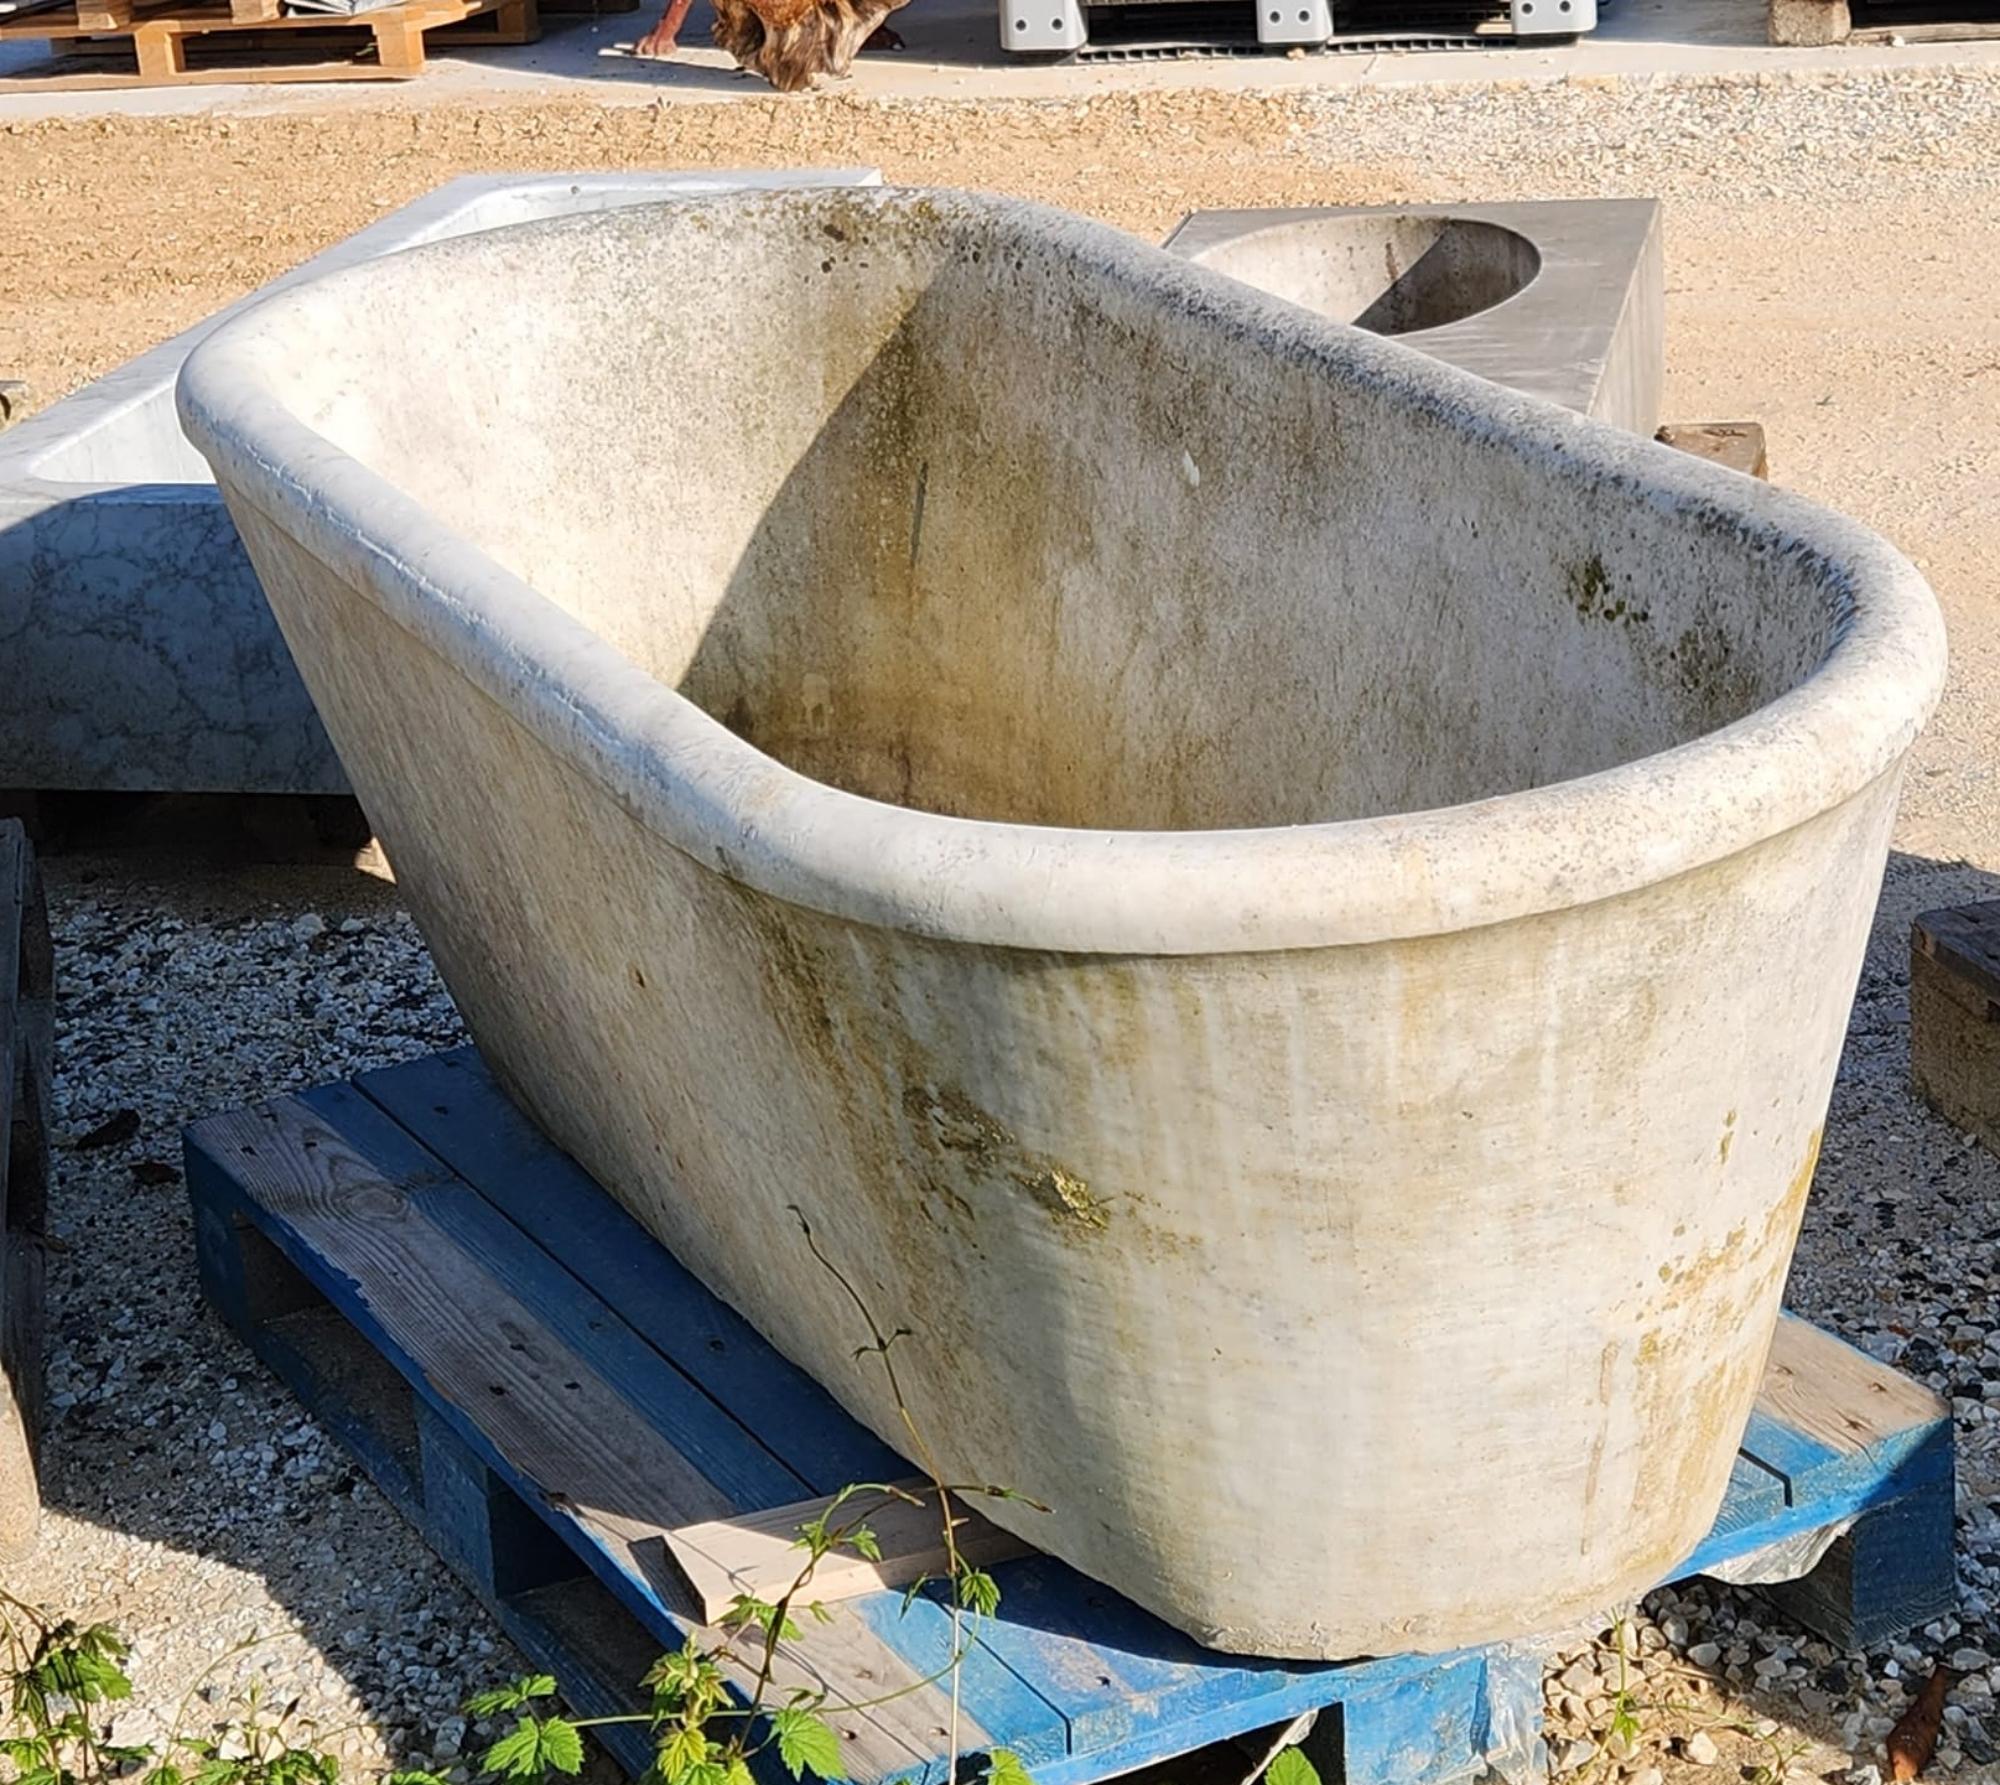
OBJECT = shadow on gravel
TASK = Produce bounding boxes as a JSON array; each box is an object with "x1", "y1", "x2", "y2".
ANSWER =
[{"x1": 24, "y1": 844, "x2": 488, "y2": 1771}]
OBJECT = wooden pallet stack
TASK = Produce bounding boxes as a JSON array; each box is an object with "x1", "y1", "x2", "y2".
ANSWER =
[
  {"x1": 0, "y1": 0, "x2": 558, "y2": 90},
  {"x1": 1768, "y1": 0, "x2": 2000, "y2": 45}
]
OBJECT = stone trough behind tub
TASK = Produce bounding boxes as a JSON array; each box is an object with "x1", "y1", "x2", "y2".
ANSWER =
[{"x1": 1166, "y1": 197, "x2": 1664, "y2": 431}]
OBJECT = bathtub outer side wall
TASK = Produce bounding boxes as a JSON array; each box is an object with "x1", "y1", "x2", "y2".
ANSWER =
[
  {"x1": 230, "y1": 498, "x2": 1888, "y2": 1648},
  {"x1": 180, "y1": 189, "x2": 1942, "y2": 1658},
  {"x1": 216, "y1": 485, "x2": 1905, "y2": 1657},
  {"x1": 0, "y1": 170, "x2": 881, "y2": 795}
]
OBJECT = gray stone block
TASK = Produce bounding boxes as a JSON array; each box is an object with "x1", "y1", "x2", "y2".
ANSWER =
[{"x1": 1163, "y1": 197, "x2": 1664, "y2": 434}]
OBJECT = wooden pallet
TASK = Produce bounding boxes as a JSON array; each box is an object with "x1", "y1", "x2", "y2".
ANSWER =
[
  {"x1": 0, "y1": 0, "x2": 534, "y2": 85},
  {"x1": 1656, "y1": 420, "x2": 1770, "y2": 481},
  {"x1": 1768, "y1": 0, "x2": 2000, "y2": 42},
  {"x1": 1909, "y1": 901, "x2": 2000, "y2": 1153},
  {"x1": 185, "y1": 1049, "x2": 1957, "y2": 1785},
  {"x1": 0, "y1": 821, "x2": 52, "y2": 1563}
]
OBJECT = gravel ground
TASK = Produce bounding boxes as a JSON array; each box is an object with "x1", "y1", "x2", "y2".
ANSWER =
[
  {"x1": 6, "y1": 51, "x2": 2000, "y2": 1785},
  {"x1": 26, "y1": 851, "x2": 495, "y2": 1774}
]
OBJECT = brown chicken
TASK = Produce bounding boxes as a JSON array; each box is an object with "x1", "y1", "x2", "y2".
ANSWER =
[{"x1": 634, "y1": 0, "x2": 905, "y2": 89}]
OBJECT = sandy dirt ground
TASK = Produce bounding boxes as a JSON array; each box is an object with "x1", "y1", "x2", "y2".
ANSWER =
[{"x1": 4, "y1": 61, "x2": 2000, "y2": 1785}]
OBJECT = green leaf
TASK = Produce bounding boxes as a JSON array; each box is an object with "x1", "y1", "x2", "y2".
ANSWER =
[
  {"x1": 467, "y1": 1677, "x2": 557, "y2": 1719},
  {"x1": 481, "y1": 1718, "x2": 549, "y2": 1780},
  {"x1": 72, "y1": 1652, "x2": 134, "y2": 1703},
  {"x1": 986, "y1": 1749, "x2": 1033, "y2": 1785},
  {"x1": 724, "y1": 1758, "x2": 755, "y2": 1785},
  {"x1": 843, "y1": 1526, "x2": 881, "y2": 1565},
  {"x1": 656, "y1": 1723, "x2": 712, "y2": 1785},
  {"x1": 643, "y1": 1646, "x2": 697, "y2": 1701},
  {"x1": 1265, "y1": 1749, "x2": 1321, "y2": 1785},
  {"x1": 536, "y1": 1721, "x2": 584, "y2": 1777},
  {"x1": 956, "y1": 1571, "x2": 1000, "y2": 1619},
  {"x1": 266, "y1": 1750, "x2": 335, "y2": 1785},
  {"x1": 33, "y1": 1642, "x2": 133, "y2": 1707},
  {"x1": 78, "y1": 1624, "x2": 130, "y2": 1660},
  {"x1": 805, "y1": 1603, "x2": 833, "y2": 1626},
  {"x1": 389, "y1": 1773, "x2": 452, "y2": 1785},
  {"x1": 770, "y1": 1709, "x2": 844, "y2": 1782},
  {"x1": 897, "y1": 1577, "x2": 931, "y2": 1617},
  {"x1": 723, "y1": 1598, "x2": 800, "y2": 1644}
]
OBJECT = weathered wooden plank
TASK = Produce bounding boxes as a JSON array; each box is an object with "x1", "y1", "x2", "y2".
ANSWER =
[
  {"x1": 667, "y1": 1481, "x2": 1034, "y2": 1627},
  {"x1": 1909, "y1": 902, "x2": 2000, "y2": 1152},
  {"x1": 1759, "y1": 1431, "x2": 1957, "y2": 1649},
  {"x1": 1739, "y1": 1407, "x2": 1845, "y2": 1499},
  {"x1": 1331, "y1": 1651, "x2": 1528, "y2": 1785},
  {"x1": 504, "y1": 1578, "x2": 660, "y2": 1777},
  {"x1": 188, "y1": 1168, "x2": 943, "y2": 1783},
  {"x1": 1913, "y1": 901, "x2": 2000, "y2": 1012},
  {"x1": 300, "y1": 1079, "x2": 810, "y2": 1513},
  {"x1": 0, "y1": 0, "x2": 511, "y2": 85},
  {"x1": 1655, "y1": 421, "x2": 1769, "y2": 481},
  {"x1": 1698, "y1": 1452, "x2": 1790, "y2": 1548},
  {"x1": 416, "y1": 1396, "x2": 586, "y2": 1600},
  {"x1": 0, "y1": 820, "x2": 47, "y2": 1563},
  {"x1": 1757, "y1": 1315, "x2": 1946, "y2": 1455},
  {"x1": 1678, "y1": 1320, "x2": 1952, "y2": 1617},
  {"x1": 356, "y1": 1051, "x2": 1960, "y2": 1764},
  {"x1": 350, "y1": 1056, "x2": 1107, "y2": 1772},
  {"x1": 1852, "y1": 17, "x2": 2000, "y2": 39},
  {"x1": 930, "y1": 1555, "x2": 1303, "y2": 1760},
  {"x1": 190, "y1": 1098, "x2": 743, "y2": 1541},
  {"x1": 356, "y1": 1049, "x2": 907, "y2": 1490},
  {"x1": 185, "y1": 1097, "x2": 1038, "y2": 1785},
  {"x1": 1911, "y1": 961, "x2": 2000, "y2": 1152},
  {"x1": 189, "y1": 1053, "x2": 1964, "y2": 1785}
]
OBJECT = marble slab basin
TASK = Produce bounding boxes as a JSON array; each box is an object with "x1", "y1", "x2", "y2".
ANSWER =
[
  {"x1": 178, "y1": 186, "x2": 1944, "y2": 1658},
  {"x1": 0, "y1": 170, "x2": 880, "y2": 794}
]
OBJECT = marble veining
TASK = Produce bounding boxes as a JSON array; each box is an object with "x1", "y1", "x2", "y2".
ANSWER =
[{"x1": 0, "y1": 170, "x2": 882, "y2": 793}]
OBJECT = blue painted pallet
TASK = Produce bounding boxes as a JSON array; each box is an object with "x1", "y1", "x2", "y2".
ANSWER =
[{"x1": 183, "y1": 1048, "x2": 1956, "y2": 1785}]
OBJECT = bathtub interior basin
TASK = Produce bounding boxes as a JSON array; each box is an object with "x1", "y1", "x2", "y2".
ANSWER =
[
  {"x1": 205, "y1": 201, "x2": 1773, "y2": 836},
  {"x1": 0, "y1": 169, "x2": 881, "y2": 795},
  {"x1": 1165, "y1": 197, "x2": 1664, "y2": 432},
  {"x1": 177, "y1": 186, "x2": 1945, "y2": 1661}
]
